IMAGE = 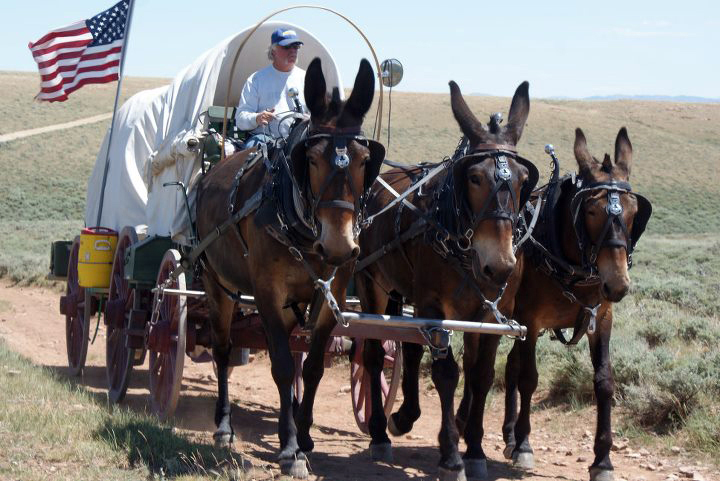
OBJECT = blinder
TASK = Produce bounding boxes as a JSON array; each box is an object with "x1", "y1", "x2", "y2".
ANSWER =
[
  {"x1": 570, "y1": 180, "x2": 652, "y2": 268},
  {"x1": 631, "y1": 194, "x2": 652, "y2": 250}
]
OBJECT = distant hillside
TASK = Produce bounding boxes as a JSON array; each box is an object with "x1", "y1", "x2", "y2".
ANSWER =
[
  {"x1": 582, "y1": 94, "x2": 720, "y2": 103},
  {"x1": 473, "y1": 92, "x2": 720, "y2": 103}
]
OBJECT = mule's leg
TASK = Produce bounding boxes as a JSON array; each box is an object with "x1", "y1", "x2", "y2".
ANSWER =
[
  {"x1": 462, "y1": 334, "x2": 501, "y2": 481},
  {"x1": 511, "y1": 331, "x2": 538, "y2": 470},
  {"x1": 355, "y1": 270, "x2": 394, "y2": 461},
  {"x1": 432, "y1": 344, "x2": 464, "y2": 480},
  {"x1": 267, "y1": 322, "x2": 308, "y2": 477},
  {"x1": 294, "y1": 310, "x2": 337, "y2": 454},
  {"x1": 366, "y1": 296, "x2": 404, "y2": 461},
  {"x1": 204, "y1": 277, "x2": 237, "y2": 447},
  {"x1": 502, "y1": 339, "x2": 522, "y2": 458},
  {"x1": 364, "y1": 337, "x2": 393, "y2": 461},
  {"x1": 387, "y1": 341, "x2": 424, "y2": 436},
  {"x1": 254, "y1": 288, "x2": 307, "y2": 478},
  {"x1": 588, "y1": 315, "x2": 615, "y2": 481},
  {"x1": 455, "y1": 332, "x2": 478, "y2": 435}
]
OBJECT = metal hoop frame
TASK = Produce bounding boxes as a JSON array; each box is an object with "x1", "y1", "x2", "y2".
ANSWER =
[{"x1": 220, "y1": 5, "x2": 385, "y2": 162}]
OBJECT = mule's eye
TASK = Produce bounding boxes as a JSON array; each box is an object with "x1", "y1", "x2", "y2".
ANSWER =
[
  {"x1": 470, "y1": 175, "x2": 482, "y2": 185},
  {"x1": 362, "y1": 156, "x2": 370, "y2": 165},
  {"x1": 309, "y1": 158, "x2": 318, "y2": 167}
]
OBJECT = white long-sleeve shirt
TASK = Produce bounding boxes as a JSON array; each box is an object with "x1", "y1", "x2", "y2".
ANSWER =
[{"x1": 235, "y1": 64, "x2": 306, "y2": 138}]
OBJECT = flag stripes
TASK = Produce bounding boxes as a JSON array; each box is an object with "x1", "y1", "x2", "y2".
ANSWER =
[{"x1": 27, "y1": 1, "x2": 129, "y2": 102}]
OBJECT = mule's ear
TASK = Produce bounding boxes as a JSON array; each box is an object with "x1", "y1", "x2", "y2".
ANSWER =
[
  {"x1": 574, "y1": 128, "x2": 595, "y2": 174},
  {"x1": 345, "y1": 58, "x2": 375, "y2": 120},
  {"x1": 505, "y1": 81, "x2": 530, "y2": 145},
  {"x1": 449, "y1": 80, "x2": 484, "y2": 144},
  {"x1": 305, "y1": 57, "x2": 327, "y2": 118},
  {"x1": 614, "y1": 126, "x2": 633, "y2": 175}
]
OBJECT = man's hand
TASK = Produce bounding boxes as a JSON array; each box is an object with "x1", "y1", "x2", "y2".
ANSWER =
[{"x1": 256, "y1": 108, "x2": 275, "y2": 126}]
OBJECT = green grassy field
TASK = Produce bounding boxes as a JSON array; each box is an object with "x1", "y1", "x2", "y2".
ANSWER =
[
  {"x1": 0, "y1": 339, "x2": 248, "y2": 480},
  {"x1": 1, "y1": 70, "x2": 719, "y2": 461}
]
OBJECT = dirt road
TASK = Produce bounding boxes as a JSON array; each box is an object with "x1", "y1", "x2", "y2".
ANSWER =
[{"x1": 0, "y1": 281, "x2": 716, "y2": 481}]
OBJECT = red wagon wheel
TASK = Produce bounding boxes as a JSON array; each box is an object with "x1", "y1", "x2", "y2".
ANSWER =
[
  {"x1": 105, "y1": 227, "x2": 139, "y2": 403},
  {"x1": 63, "y1": 237, "x2": 90, "y2": 376},
  {"x1": 148, "y1": 249, "x2": 187, "y2": 420},
  {"x1": 351, "y1": 339, "x2": 402, "y2": 434}
]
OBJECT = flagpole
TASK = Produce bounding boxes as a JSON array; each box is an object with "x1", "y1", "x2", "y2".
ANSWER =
[{"x1": 95, "y1": 0, "x2": 136, "y2": 227}]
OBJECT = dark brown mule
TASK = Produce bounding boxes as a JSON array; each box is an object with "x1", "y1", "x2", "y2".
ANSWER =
[
  {"x1": 356, "y1": 81, "x2": 537, "y2": 481},
  {"x1": 196, "y1": 58, "x2": 383, "y2": 478},
  {"x1": 457, "y1": 127, "x2": 651, "y2": 481}
]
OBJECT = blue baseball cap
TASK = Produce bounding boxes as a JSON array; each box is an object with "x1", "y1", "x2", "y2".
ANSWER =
[{"x1": 271, "y1": 28, "x2": 303, "y2": 47}]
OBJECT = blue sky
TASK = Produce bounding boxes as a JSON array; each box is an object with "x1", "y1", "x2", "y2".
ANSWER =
[{"x1": 5, "y1": 0, "x2": 718, "y2": 98}]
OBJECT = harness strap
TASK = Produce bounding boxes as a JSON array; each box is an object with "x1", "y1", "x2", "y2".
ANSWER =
[
  {"x1": 355, "y1": 218, "x2": 427, "y2": 272},
  {"x1": 362, "y1": 160, "x2": 449, "y2": 227},
  {"x1": 471, "y1": 143, "x2": 518, "y2": 153},
  {"x1": 514, "y1": 197, "x2": 543, "y2": 252},
  {"x1": 228, "y1": 150, "x2": 262, "y2": 213},
  {"x1": 552, "y1": 300, "x2": 601, "y2": 345},
  {"x1": 173, "y1": 188, "x2": 263, "y2": 279}
]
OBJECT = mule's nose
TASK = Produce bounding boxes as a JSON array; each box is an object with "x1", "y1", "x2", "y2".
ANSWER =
[
  {"x1": 602, "y1": 281, "x2": 629, "y2": 302},
  {"x1": 313, "y1": 242, "x2": 360, "y2": 266},
  {"x1": 482, "y1": 260, "x2": 515, "y2": 286}
]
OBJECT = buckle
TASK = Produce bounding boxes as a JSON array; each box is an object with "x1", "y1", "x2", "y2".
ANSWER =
[{"x1": 288, "y1": 246, "x2": 303, "y2": 262}]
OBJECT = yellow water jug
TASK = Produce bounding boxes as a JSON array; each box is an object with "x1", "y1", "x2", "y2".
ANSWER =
[{"x1": 78, "y1": 227, "x2": 118, "y2": 288}]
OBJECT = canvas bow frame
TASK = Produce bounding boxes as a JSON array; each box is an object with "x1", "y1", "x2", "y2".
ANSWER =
[{"x1": 219, "y1": 5, "x2": 386, "y2": 164}]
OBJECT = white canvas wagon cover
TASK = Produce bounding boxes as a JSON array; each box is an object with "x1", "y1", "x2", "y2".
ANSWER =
[{"x1": 84, "y1": 21, "x2": 343, "y2": 243}]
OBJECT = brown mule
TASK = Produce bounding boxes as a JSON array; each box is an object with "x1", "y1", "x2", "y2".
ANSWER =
[
  {"x1": 456, "y1": 127, "x2": 652, "y2": 481},
  {"x1": 195, "y1": 57, "x2": 384, "y2": 478},
  {"x1": 356, "y1": 81, "x2": 537, "y2": 481}
]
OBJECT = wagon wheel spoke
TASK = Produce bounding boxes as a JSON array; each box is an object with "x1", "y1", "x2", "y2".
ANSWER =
[
  {"x1": 380, "y1": 371, "x2": 390, "y2": 398},
  {"x1": 351, "y1": 364, "x2": 363, "y2": 384}
]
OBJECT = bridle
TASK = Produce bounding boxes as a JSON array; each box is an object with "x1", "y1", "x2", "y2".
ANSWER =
[
  {"x1": 570, "y1": 179, "x2": 652, "y2": 272},
  {"x1": 291, "y1": 123, "x2": 385, "y2": 238},
  {"x1": 437, "y1": 142, "x2": 539, "y2": 253}
]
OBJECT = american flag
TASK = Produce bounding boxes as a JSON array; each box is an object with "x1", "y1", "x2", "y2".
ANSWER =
[{"x1": 28, "y1": 1, "x2": 130, "y2": 102}]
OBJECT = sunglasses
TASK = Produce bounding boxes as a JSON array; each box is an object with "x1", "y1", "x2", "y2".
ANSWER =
[{"x1": 281, "y1": 43, "x2": 302, "y2": 50}]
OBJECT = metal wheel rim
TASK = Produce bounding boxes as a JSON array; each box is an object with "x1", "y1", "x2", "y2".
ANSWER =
[
  {"x1": 149, "y1": 250, "x2": 187, "y2": 420},
  {"x1": 65, "y1": 238, "x2": 89, "y2": 376},
  {"x1": 106, "y1": 228, "x2": 138, "y2": 403}
]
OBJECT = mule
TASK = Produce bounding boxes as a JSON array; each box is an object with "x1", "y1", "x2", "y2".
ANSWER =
[
  {"x1": 355, "y1": 81, "x2": 538, "y2": 481},
  {"x1": 196, "y1": 57, "x2": 384, "y2": 478},
  {"x1": 456, "y1": 127, "x2": 652, "y2": 481}
]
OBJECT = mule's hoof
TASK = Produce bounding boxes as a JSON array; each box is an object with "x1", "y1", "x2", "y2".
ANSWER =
[
  {"x1": 388, "y1": 414, "x2": 409, "y2": 437},
  {"x1": 589, "y1": 467, "x2": 614, "y2": 481},
  {"x1": 512, "y1": 451, "x2": 534, "y2": 470},
  {"x1": 438, "y1": 466, "x2": 467, "y2": 481},
  {"x1": 370, "y1": 442, "x2": 393, "y2": 463},
  {"x1": 463, "y1": 458, "x2": 488, "y2": 480},
  {"x1": 213, "y1": 431, "x2": 234, "y2": 449},
  {"x1": 280, "y1": 458, "x2": 309, "y2": 479},
  {"x1": 502, "y1": 444, "x2": 515, "y2": 460}
]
